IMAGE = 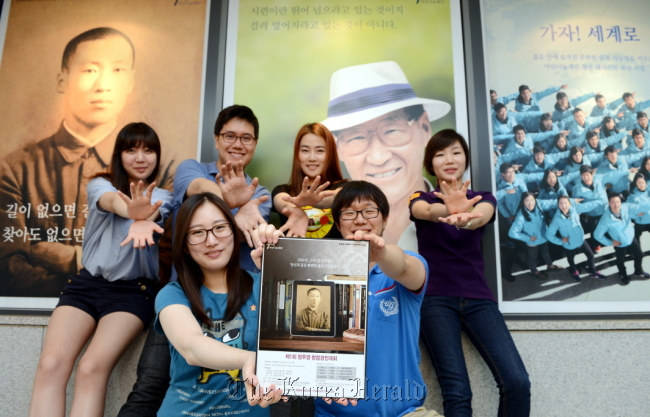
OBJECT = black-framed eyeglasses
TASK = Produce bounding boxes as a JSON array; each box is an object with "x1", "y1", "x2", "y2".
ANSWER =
[
  {"x1": 219, "y1": 133, "x2": 256, "y2": 146},
  {"x1": 187, "y1": 223, "x2": 233, "y2": 245},
  {"x1": 339, "y1": 207, "x2": 380, "y2": 221}
]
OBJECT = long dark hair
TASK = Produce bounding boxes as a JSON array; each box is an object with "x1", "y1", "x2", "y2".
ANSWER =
[
  {"x1": 540, "y1": 169, "x2": 559, "y2": 193},
  {"x1": 287, "y1": 123, "x2": 344, "y2": 197},
  {"x1": 568, "y1": 146, "x2": 583, "y2": 167},
  {"x1": 601, "y1": 116, "x2": 619, "y2": 137},
  {"x1": 173, "y1": 193, "x2": 252, "y2": 327},
  {"x1": 93, "y1": 122, "x2": 161, "y2": 194},
  {"x1": 639, "y1": 156, "x2": 650, "y2": 181},
  {"x1": 630, "y1": 173, "x2": 646, "y2": 193},
  {"x1": 516, "y1": 192, "x2": 540, "y2": 222}
]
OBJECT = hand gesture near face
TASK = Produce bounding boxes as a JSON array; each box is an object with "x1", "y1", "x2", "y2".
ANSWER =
[
  {"x1": 118, "y1": 181, "x2": 163, "y2": 220},
  {"x1": 216, "y1": 161, "x2": 259, "y2": 209},
  {"x1": 433, "y1": 178, "x2": 482, "y2": 215},
  {"x1": 282, "y1": 176, "x2": 334, "y2": 208}
]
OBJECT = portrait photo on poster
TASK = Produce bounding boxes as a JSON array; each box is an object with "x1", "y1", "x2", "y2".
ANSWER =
[
  {"x1": 483, "y1": 0, "x2": 650, "y2": 314},
  {"x1": 291, "y1": 281, "x2": 335, "y2": 337},
  {"x1": 0, "y1": 0, "x2": 208, "y2": 309}
]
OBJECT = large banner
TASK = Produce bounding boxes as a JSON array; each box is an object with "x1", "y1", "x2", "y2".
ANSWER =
[
  {"x1": 0, "y1": 0, "x2": 208, "y2": 309},
  {"x1": 484, "y1": 0, "x2": 650, "y2": 313},
  {"x1": 224, "y1": 0, "x2": 468, "y2": 253}
]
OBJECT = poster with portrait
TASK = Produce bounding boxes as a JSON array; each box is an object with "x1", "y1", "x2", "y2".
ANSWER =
[
  {"x1": 483, "y1": 0, "x2": 650, "y2": 314},
  {"x1": 0, "y1": 0, "x2": 209, "y2": 309},
  {"x1": 223, "y1": 0, "x2": 469, "y2": 254},
  {"x1": 257, "y1": 237, "x2": 368, "y2": 397}
]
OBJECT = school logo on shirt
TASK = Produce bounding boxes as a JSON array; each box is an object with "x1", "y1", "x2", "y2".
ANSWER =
[
  {"x1": 197, "y1": 310, "x2": 246, "y2": 384},
  {"x1": 379, "y1": 296, "x2": 399, "y2": 317}
]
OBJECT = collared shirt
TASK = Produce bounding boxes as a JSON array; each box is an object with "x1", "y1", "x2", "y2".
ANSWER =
[
  {"x1": 82, "y1": 177, "x2": 172, "y2": 281},
  {"x1": 295, "y1": 307, "x2": 330, "y2": 330},
  {"x1": 0, "y1": 123, "x2": 176, "y2": 296},
  {"x1": 172, "y1": 159, "x2": 272, "y2": 275}
]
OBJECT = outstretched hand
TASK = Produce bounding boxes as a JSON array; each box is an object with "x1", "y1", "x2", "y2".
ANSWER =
[
  {"x1": 242, "y1": 353, "x2": 283, "y2": 408},
  {"x1": 433, "y1": 178, "x2": 482, "y2": 215},
  {"x1": 345, "y1": 230, "x2": 386, "y2": 264},
  {"x1": 234, "y1": 196, "x2": 268, "y2": 247},
  {"x1": 118, "y1": 181, "x2": 163, "y2": 220},
  {"x1": 120, "y1": 220, "x2": 164, "y2": 248},
  {"x1": 279, "y1": 206, "x2": 309, "y2": 237},
  {"x1": 216, "y1": 161, "x2": 259, "y2": 209},
  {"x1": 282, "y1": 176, "x2": 334, "y2": 208},
  {"x1": 438, "y1": 212, "x2": 484, "y2": 229},
  {"x1": 251, "y1": 223, "x2": 284, "y2": 269}
]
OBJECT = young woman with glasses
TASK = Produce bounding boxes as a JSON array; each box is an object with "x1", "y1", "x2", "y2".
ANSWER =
[
  {"x1": 155, "y1": 192, "x2": 283, "y2": 416},
  {"x1": 409, "y1": 129, "x2": 531, "y2": 417},
  {"x1": 272, "y1": 123, "x2": 346, "y2": 238}
]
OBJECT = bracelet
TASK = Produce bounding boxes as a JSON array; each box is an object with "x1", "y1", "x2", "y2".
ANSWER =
[{"x1": 455, "y1": 220, "x2": 472, "y2": 230}]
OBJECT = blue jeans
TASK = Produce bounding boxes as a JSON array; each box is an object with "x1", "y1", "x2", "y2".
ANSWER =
[
  {"x1": 419, "y1": 297, "x2": 530, "y2": 417},
  {"x1": 117, "y1": 328, "x2": 171, "y2": 417}
]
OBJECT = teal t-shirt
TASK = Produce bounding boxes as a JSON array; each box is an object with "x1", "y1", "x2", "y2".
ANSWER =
[{"x1": 155, "y1": 273, "x2": 268, "y2": 417}]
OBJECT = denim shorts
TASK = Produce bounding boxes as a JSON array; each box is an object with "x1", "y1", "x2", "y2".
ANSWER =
[{"x1": 57, "y1": 268, "x2": 155, "y2": 327}]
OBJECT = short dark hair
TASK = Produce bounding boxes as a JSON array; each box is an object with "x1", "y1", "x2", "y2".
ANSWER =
[
  {"x1": 307, "y1": 287, "x2": 321, "y2": 295},
  {"x1": 518, "y1": 85, "x2": 530, "y2": 94},
  {"x1": 595, "y1": 94, "x2": 604, "y2": 101},
  {"x1": 579, "y1": 165, "x2": 594, "y2": 174},
  {"x1": 62, "y1": 27, "x2": 134, "y2": 71},
  {"x1": 500, "y1": 162, "x2": 514, "y2": 174},
  {"x1": 623, "y1": 92, "x2": 633, "y2": 100},
  {"x1": 604, "y1": 145, "x2": 617, "y2": 155},
  {"x1": 423, "y1": 129, "x2": 470, "y2": 175},
  {"x1": 586, "y1": 130, "x2": 598, "y2": 141},
  {"x1": 632, "y1": 128, "x2": 644, "y2": 138},
  {"x1": 607, "y1": 191, "x2": 622, "y2": 202},
  {"x1": 493, "y1": 103, "x2": 506, "y2": 113},
  {"x1": 213, "y1": 105, "x2": 260, "y2": 140},
  {"x1": 533, "y1": 144, "x2": 546, "y2": 155},
  {"x1": 556, "y1": 92, "x2": 568, "y2": 100},
  {"x1": 513, "y1": 125, "x2": 526, "y2": 134},
  {"x1": 572, "y1": 107, "x2": 583, "y2": 115},
  {"x1": 331, "y1": 181, "x2": 389, "y2": 228},
  {"x1": 490, "y1": 89, "x2": 497, "y2": 95},
  {"x1": 638, "y1": 112, "x2": 648, "y2": 119}
]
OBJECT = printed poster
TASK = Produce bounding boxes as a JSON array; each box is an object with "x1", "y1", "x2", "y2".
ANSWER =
[
  {"x1": 0, "y1": 0, "x2": 208, "y2": 309},
  {"x1": 483, "y1": 0, "x2": 650, "y2": 313},
  {"x1": 224, "y1": 0, "x2": 468, "y2": 254},
  {"x1": 257, "y1": 237, "x2": 369, "y2": 398}
]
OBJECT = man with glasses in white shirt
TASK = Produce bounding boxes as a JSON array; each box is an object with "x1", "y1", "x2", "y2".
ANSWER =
[{"x1": 322, "y1": 61, "x2": 450, "y2": 251}]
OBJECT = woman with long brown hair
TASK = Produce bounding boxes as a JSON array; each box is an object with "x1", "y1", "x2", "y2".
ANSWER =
[{"x1": 272, "y1": 123, "x2": 346, "y2": 238}]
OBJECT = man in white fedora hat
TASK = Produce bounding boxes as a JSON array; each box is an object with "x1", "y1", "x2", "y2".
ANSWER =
[{"x1": 322, "y1": 61, "x2": 450, "y2": 251}]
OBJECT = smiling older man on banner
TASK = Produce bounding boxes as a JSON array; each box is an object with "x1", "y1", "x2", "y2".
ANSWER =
[{"x1": 322, "y1": 61, "x2": 450, "y2": 251}]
